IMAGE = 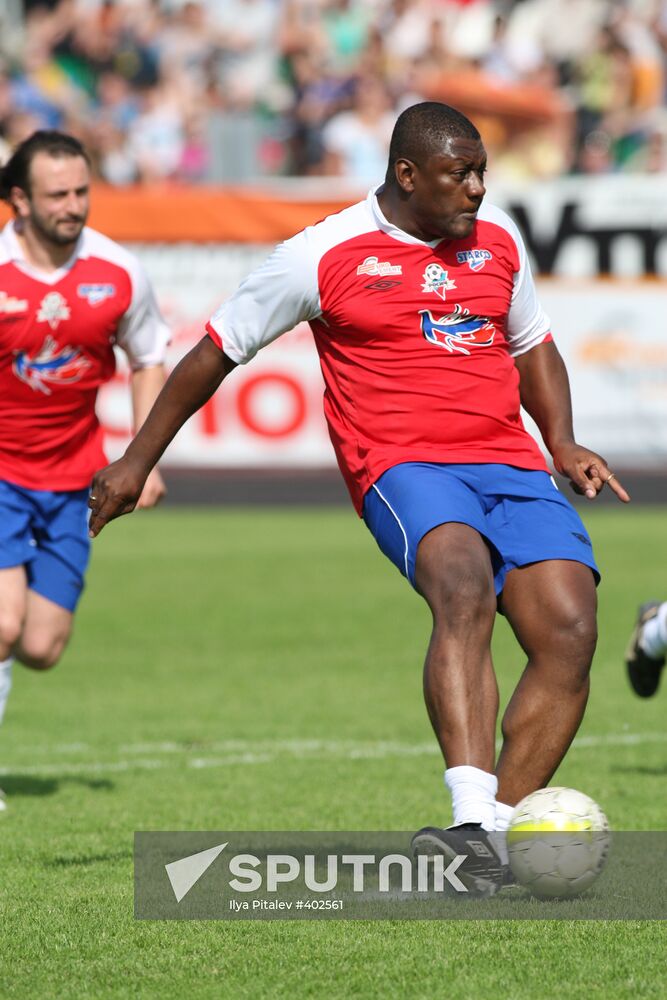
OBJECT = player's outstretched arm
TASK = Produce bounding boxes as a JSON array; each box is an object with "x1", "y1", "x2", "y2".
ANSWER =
[
  {"x1": 514, "y1": 339, "x2": 630, "y2": 503},
  {"x1": 89, "y1": 336, "x2": 236, "y2": 536}
]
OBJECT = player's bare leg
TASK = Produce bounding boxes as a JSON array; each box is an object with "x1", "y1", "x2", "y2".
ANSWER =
[
  {"x1": 14, "y1": 591, "x2": 74, "y2": 670},
  {"x1": 411, "y1": 523, "x2": 504, "y2": 886},
  {"x1": 0, "y1": 567, "x2": 28, "y2": 660},
  {"x1": 0, "y1": 566, "x2": 30, "y2": 808},
  {"x1": 415, "y1": 523, "x2": 499, "y2": 771},
  {"x1": 0, "y1": 566, "x2": 28, "y2": 739},
  {"x1": 495, "y1": 559, "x2": 597, "y2": 805}
]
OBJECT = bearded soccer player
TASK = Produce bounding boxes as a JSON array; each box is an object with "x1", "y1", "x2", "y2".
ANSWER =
[
  {"x1": 88, "y1": 103, "x2": 629, "y2": 891},
  {"x1": 0, "y1": 131, "x2": 169, "y2": 807}
]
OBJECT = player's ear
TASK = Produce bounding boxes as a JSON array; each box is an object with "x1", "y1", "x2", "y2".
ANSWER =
[
  {"x1": 9, "y1": 185, "x2": 30, "y2": 218},
  {"x1": 394, "y1": 158, "x2": 417, "y2": 194}
]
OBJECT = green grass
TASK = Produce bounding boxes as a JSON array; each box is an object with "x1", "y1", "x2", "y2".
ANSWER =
[{"x1": 0, "y1": 505, "x2": 665, "y2": 998}]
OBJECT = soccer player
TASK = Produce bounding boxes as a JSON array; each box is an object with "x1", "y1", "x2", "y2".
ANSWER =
[
  {"x1": 0, "y1": 131, "x2": 169, "y2": 807},
  {"x1": 88, "y1": 102, "x2": 629, "y2": 890},
  {"x1": 625, "y1": 602, "x2": 667, "y2": 697}
]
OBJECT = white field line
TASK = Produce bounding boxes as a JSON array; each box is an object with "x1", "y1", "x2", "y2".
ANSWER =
[{"x1": 0, "y1": 731, "x2": 666, "y2": 778}]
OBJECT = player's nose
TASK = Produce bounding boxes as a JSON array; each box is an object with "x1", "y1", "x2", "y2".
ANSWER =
[{"x1": 467, "y1": 173, "x2": 486, "y2": 199}]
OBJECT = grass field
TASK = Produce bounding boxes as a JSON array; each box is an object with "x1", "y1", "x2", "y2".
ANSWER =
[{"x1": 0, "y1": 504, "x2": 665, "y2": 998}]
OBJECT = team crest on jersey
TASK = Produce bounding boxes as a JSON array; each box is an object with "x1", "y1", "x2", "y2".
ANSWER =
[
  {"x1": 356, "y1": 255, "x2": 402, "y2": 277},
  {"x1": 421, "y1": 263, "x2": 457, "y2": 300},
  {"x1": 456, "y1": 249, "x2": 493, "y2": 272},
  {"x1": 77, "y1": 283, "x2": 116, "y2": 306},
  {"x1": 420, "y1": 304, "x2": 495, "y2": 355},
  {"x1": 36, "y1": 291, "x2": 71, "y2": 330},
  {"x1": 13, "y1": 335, "x2": 91, "y2": 395},
  {"x1": 0, "y1": 291, "x2": 29, "y2": 314}
]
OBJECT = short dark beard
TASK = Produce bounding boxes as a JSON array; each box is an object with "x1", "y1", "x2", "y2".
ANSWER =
[{"x1": 29, "y1": 205, "x2": 85, "y2": 247}]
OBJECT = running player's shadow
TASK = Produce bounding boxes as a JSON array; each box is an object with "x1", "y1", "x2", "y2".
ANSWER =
[
  {"x1": 1, "y1": 775, "x2": 114, "y2": 797},
  {"x1": 614, "y1": 764, "x2": 667, "y2": 776},
  {"x1": 47, "y1": 850, "x2": 130, "y2": 868}
]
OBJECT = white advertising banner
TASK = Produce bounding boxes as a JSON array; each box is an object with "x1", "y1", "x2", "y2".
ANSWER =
[
  {"x1": 527, "y1": 281, "x2": 667, "y2": 468},
  {"x1": 98, "y1": 242, "x2": 667, "y2": 470}
]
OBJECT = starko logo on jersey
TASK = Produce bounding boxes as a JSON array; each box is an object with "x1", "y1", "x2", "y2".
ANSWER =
[
  {"x1": 356, "y1": 256, "x2": 403, "y2": 277},
  {"x1": 456, "y1": 249, "x2": 493, "y2": 271},
  {"x1": 421, "y1": 263, "x2": 457, "y2": 300},
  {"x1": 13, "y1": 335, "x2": 91, "y2": 394},
  {"x1": 77, "y1": 283, "x2": 116, "y2": 306},
  {"x1": 420, "y1": 304, "x2": 495, "y2": 355}
]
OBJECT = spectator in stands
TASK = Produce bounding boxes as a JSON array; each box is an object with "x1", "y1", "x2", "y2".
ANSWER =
[
  {"x1": 2, "y1": 0, "x2": 667, "y2": 183},
  {"x1": 320, "y1": 75, "x2": 395, "y2": 182}
]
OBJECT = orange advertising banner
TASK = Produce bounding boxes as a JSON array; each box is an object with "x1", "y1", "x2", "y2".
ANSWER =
[{"x1": 0, "y1": 185, "x2": 356, "y2": 243}]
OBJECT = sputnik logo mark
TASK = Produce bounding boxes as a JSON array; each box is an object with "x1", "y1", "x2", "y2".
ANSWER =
[{"x1": 165, "y1": 842, "x2": 227, "y2": 902}]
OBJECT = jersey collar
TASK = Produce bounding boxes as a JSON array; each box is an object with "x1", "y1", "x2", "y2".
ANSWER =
[
  {"x1": 367, "y1": 185, "x2": 443, "y2": 248},
  {"x1": 0, "y1": 220, "x2": 89, "y2": 283}
]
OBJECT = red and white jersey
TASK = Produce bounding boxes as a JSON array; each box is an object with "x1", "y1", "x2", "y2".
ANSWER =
[
  {"x1": 207, "y1": 188, "x2": 552, "y2": 514},
  {"x1": 0, "y1": 221, "x2": 169, "y2": 491}
]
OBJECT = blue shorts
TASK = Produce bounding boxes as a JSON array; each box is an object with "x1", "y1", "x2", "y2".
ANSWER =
[
  {"x1": 0, "y1": 480, "x2": 91, "y2": 613},
  {"x1": 362, "y1": 463, "x2": 599, "y2": 594}
]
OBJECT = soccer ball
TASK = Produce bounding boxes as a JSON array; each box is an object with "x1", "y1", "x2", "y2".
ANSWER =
[{"x1": 507, "y1": 787, "x2": 610, "y2": 899}]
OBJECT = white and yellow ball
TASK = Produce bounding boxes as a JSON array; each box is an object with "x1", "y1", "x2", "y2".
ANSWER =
[{"x1": 508, "y1": 787, "x2": 610, "y2": 899}]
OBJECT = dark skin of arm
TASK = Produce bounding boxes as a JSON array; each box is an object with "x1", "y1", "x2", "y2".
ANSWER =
[
  {"x1": 514, "y1": 339, "x2": 630, "y2": 503},
  {"x1": 88, "y1": 336, "x2": 236, "y2": 537}
]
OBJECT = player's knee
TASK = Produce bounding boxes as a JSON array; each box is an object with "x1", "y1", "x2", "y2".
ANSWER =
[
  {"x1": 421, "y1": 558, "x2": 496, "y2": 627},
  {"x1": 0, "y1": 611, "x2": 24, "y2": 657},
  {"x1": 547, "y1": 608, "x2": 597, "y2": 683},
  {"x1": 17, "y1": 633, "x2": 67, "y2": 671},
  {"x1": 560, "y1": 607, "x2": 597, "y2": 657}
]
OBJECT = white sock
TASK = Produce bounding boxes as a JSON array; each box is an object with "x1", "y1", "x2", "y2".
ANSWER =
[
  {"x1": 0, "y1": 657, "x2": 13, "y2": 724},
  {"x1": 640, "y1": 603, "x2": 667, "y2": 659},
  {"x1": 495, "y1": 801, "x2": 516, "y2": 832},
  {"x1": 444, "y1": 765, "x2": 498, "y2": 832},
  {"x1": 489, "y1": 801, "x2": 516, "y2": 866}
]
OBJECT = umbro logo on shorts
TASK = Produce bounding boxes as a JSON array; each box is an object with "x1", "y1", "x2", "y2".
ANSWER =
[{"x1": 572, "y1": 532, "x2": 592, "y2": 547}]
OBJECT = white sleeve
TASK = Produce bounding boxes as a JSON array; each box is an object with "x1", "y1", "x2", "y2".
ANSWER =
[
  {"x1": 505, "y1": 216, "x2": 552, "y2": 358},
  {"x1": 206, "y1": 230, "x2": 321, "y2": 365},
  {"x1": 115, "y1": 259, "x2": 171, "y2": 370}
]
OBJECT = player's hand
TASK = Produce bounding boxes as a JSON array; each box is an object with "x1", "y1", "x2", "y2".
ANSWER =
[
  {"x1": 551, "y1": 443, "x2": 630, "y2": 503},
  {"x1": 88, "y1": 458, "x2": 149, "y2": 537},
  {"x1": 135, "y1": 467, "x2": 167, "y2": 510}
]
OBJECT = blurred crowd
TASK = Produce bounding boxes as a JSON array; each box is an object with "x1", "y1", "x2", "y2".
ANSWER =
[{"x1": 1, "y1": 0, "x2": 667, "y2": 184}]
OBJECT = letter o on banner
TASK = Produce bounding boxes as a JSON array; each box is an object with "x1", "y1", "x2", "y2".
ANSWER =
[{"x1": 237, "y1": 373, "x2": 307, "y2": 439}]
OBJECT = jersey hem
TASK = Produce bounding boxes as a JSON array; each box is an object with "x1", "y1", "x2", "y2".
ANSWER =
[{"x1": 354, "y1": 451, "x2": 551, "y2": 516}]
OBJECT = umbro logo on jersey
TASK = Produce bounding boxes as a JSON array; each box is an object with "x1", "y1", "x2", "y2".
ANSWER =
[
  {"x1": 356, "y1": 255, "x2": 402, "y2": 276},
  {"x1": 78, "y1": 283, "x2": 116, "y2": 306},
  {"x1": 365, "y1": 279, "x2": 401, "y2": 291},
  {"x1": 421, "y1": 263, "x2": 456, "y2": 300},
  {"x1": 36, "y1": 291, "x2": 70, "y2": 330},
  {"x1": 0, "y1": 291, "x2": 28, "y2": 314},
  {"x1": 456, "y1": 249, "x2": 492, "y2": 271}
]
